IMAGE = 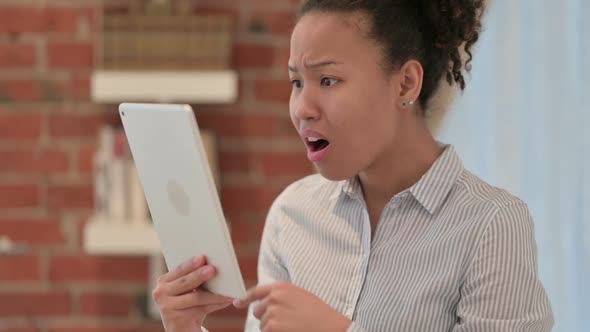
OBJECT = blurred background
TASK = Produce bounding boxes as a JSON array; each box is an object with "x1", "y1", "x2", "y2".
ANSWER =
[{"x1": 0, "y1": 0, "x2": 588, "y2": 332}]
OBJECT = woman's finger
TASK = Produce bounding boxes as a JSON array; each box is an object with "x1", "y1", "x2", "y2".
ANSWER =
[
  {"x1": 167, "y1": 264, "x2": 216, "y2": 295},
  {"x1": 171, "y1": 289, "x2": 234, "y2": 310},
  {"x1": 253, "y1": 297, "x2": 270, "y2": 319},
  {"x1": 160, "y1": 256, "x2": 205, "y2": 283}
]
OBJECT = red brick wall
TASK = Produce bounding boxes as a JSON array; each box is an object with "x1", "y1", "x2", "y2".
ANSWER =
[{"x1": 0, "y1": 1, "x2": 310, "y2": 331}]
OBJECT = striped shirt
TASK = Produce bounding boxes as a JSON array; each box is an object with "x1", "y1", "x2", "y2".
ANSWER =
[{"x1": 234, "y1": 144, "x2": 553, "y2": 331}]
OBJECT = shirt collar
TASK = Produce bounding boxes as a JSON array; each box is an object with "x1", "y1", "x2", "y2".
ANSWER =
[
  {"x1": 341, "y1": 173, "x2": 362, "y2": 200},
  {"x1": 334, "y1": 144, "x2": 464, "y2": 215},
  {"x1": 408, "y1": 144, "x2": 463, "y2": 214}
]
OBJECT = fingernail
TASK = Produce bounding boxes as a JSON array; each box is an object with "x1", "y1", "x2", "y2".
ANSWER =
[
  {"x1": 192, "y1": 256, "x2": 202, "y2": 265},
  {"x1": 202, "y1": 266, "x2": 214, "y2": 275},
  {"x1": 233, "y1": 299, "x2": 242, "y2": 307}
]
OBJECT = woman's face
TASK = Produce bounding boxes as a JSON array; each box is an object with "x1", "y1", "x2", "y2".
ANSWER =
[{"x1": 289, "y1": 11, "x2": 404, "y2": 180}]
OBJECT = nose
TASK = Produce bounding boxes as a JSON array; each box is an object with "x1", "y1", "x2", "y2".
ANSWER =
[{"x1": 291, "y1": 88, "x2": 320, "y2": 122}]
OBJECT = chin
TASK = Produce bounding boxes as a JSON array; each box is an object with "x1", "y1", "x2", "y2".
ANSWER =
[{"x1": 312, "y1": 163, "x2": 357, "y2": 182}]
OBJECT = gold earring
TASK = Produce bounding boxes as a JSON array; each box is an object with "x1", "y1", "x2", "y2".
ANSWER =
[{"x1": 401, "y1": 101, "x2": 408, "y2": 107}]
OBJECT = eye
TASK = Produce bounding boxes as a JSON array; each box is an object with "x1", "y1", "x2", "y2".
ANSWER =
[
  {"x1": 291, "y1": 79, "x2": 303, "y2": 88},
  {"x1": 321, "y1": 77, "x2": 339, "y2": 87}
]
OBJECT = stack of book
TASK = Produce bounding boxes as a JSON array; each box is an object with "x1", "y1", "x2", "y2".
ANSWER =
[{"x1": 93, "y1": 125, "x2": 149, "y2": 224}]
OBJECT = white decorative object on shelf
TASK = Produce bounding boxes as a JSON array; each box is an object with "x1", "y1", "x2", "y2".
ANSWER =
[
  {"x1": 0, "y1": 236, "x2": 30, "y2": 254},
  {"x1": 91, "y1": 70, "x2": 238, "y2": 103},
  {"x1": 83, "y1": 215, "x2": 160, "y2": 255}
]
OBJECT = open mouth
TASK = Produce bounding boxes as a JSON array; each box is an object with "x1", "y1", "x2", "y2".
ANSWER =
[{"x1": 307, "y1": 137, "x2": 330, "y2": 152}]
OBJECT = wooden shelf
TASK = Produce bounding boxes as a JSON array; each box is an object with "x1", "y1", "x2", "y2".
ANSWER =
[
  {"x1": 83, "y1": 215, "x2": 161, "y2": 255},
  {"x1": 91, "y1": 70, "x2": 238, "y2": 104}
]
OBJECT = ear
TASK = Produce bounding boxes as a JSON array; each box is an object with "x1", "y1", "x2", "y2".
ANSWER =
[{"x1": 397, "y1": 59, "x2": 423, "y2": 103}]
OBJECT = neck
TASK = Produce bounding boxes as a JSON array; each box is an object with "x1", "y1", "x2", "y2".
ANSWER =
[{"x1": 358, "y1": 117, "x2": 443, "y2": 206}]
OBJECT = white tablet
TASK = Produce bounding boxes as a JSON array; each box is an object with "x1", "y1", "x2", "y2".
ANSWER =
[{"x1": 119, "y1": 103, "x2": 246, "y2": 299}]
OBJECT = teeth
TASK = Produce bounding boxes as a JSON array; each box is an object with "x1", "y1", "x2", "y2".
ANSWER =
[{"x1": 307, "y1": 137, "x2": 321, "y2": 142}]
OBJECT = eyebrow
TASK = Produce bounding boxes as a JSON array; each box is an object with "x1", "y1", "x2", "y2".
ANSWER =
[{"x1": 288, "y1": 61, "x2": 341, "y2": 73}]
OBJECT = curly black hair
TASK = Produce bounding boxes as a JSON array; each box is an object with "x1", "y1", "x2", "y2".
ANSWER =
[{"x1": 299, "y1": 0, "x2": 485, "y2": 110}]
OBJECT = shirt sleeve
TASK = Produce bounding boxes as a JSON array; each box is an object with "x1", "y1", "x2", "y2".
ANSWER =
[
  {"x1": 243, "y1": 194, "x2": 291, "y2": 332},
  {"x1": 452, "y1": 203, "x2": 554, "y2": 331}
]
